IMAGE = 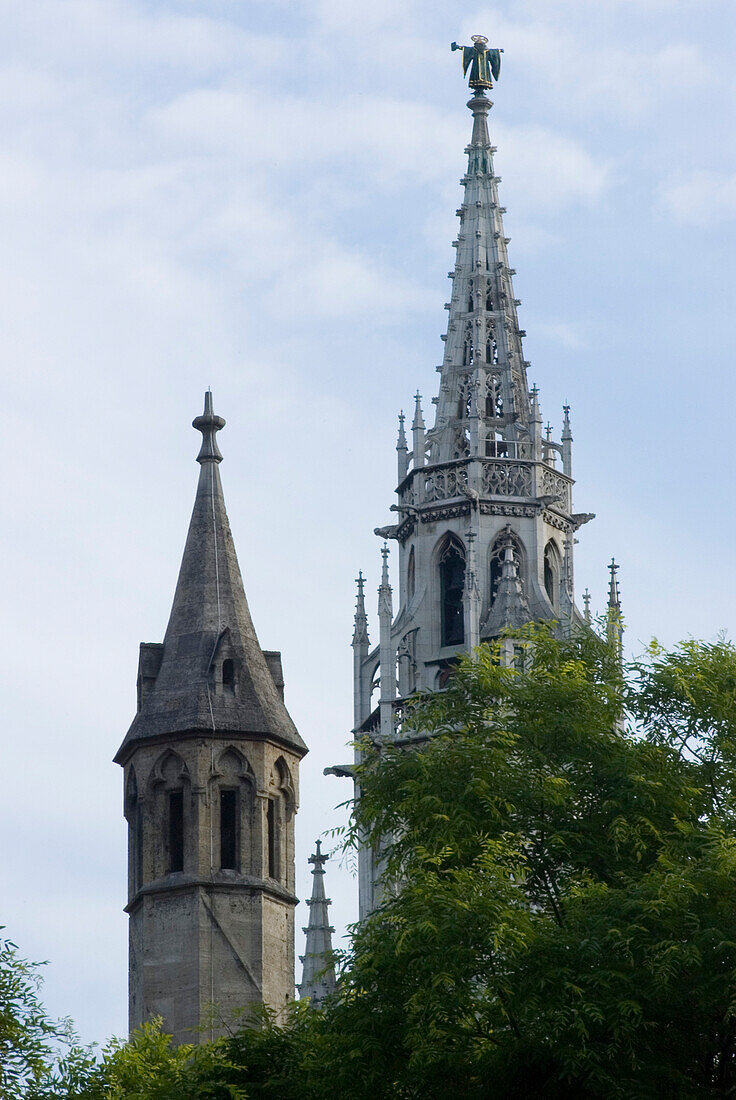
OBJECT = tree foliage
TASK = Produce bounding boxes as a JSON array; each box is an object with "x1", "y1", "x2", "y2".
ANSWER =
[{"x1": 10, "y1": 627, "x2": 736, "y2": 1098}]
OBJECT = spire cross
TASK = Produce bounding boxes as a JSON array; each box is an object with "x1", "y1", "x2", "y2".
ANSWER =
[
  {"x1": 583, "y1": 587, "x2": 591, "y2": 622},
  {"x1": 308, "y1": 839, "x2": 328, "y2": 869},
  {"x1": 545, "y1": 422, "x2": 553, "y2": 439},
  {"x1": 356, "y1": 571, "x2": 365, "y2": 598}
]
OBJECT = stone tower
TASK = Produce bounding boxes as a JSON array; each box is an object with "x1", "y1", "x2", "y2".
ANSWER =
[
  {"x1": 351, "y1": 57, "x2": 595, "y2": 917},
  {"x1": 115, "y1": 392, "x2": 307, "y2": 1043}
]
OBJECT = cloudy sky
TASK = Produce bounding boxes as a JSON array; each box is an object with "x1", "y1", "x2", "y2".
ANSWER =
[{"x1": 1, "y1": 0, "x2": 735, "y2": 1049}]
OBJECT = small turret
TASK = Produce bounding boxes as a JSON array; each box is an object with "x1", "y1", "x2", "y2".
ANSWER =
[
  {"x1": 352, "y1": 572, "x2": 370, "y2": 729},
  {"x1": 607, "y1": 558, "x2": 623, "y2": 660},
  {"x1": 582, "y1": 587, "x2": 592, "y2": 624},
  {"x1": 397, "y1": 412, "x2": 409, "y2": 482},
  {"x1": 412, "y1": 392, "x2": 425, "y2": 470},
  {"x1": 378, "y1": 545, "x2": 396, "y2": 740},
  {"x1": 483, "y1": 528, "x2": 531, "y2": 639},
  {"x1": 561, "y1": 405, "x2": 572, "y2": 477},
  {"x1": 298, "y1": 840, "x2": 337, "y2": 1007}
]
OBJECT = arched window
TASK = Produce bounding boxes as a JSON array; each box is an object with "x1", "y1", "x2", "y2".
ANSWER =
[
  {"x1": 407, "y1": 546, "x2": 415, "y2": 601},
  {"x1": 544, "y1": 540, "x2": 561, "y2": 608},
  {"x1": 222, "y1": 659, "x2": 235, "y2": 689},
  {"x1": 489, "y1": 531, "x2": 524, "y2": 606},
  {"x1": 439, "y1": 537, "x2": 466, "y2": 646},
  {"x1": 150, "y1": 750, "x2": 190, "y2": 877},
  {"x1": 211, "y1": 747, "x2": 255, "y2": 875},
  {"x1": 467, "y1": 279, "x2": 474, "y2": 312},
  {"x1": 266, "y1": 758, "x2": 295, "y2": 886}
]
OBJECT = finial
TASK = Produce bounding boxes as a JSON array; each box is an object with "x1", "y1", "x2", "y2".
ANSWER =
[
  {"x1": 562, "y1": 405, "x2": 572, "y2": 440},
  {"x1": 583, "y1": 587, "x2": 591, "y2": 623},
  {"x1": 412, "y1": 392, "x2": 425, "y2": 428},
  {"x1": 380, "y1": 542, "x2": 390, "y2": 583},
  {"x1": 192, "y1": 389, "x2": 225, "y2": 464},
  {"x1": 308, "y1": 839, "x2": 328, "y2": 869},
  {"x1": 356, "y1": 571, "x2": 365, "y2": 599},
  {"x1": 545, "y1": 422, "x2": 553, "y2": 440},
  {"x1": 397, "y1": 411, "x2": 408, "y2": 449}
]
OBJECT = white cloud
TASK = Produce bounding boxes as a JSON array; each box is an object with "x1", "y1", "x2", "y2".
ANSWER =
[
  {"x1": 535, "y1": 320, "x2": 587, "y2": 349},
  {"x1": 659, "y1": 170, "x2": 736, "y2": 225}
]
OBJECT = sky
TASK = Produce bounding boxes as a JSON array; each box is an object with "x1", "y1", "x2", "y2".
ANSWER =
[{"x1": 1, "y1": 0, "x2": 735, "y2": 1050}]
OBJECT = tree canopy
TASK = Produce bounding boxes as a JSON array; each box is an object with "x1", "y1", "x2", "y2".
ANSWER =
[{"x1": 10, "y1": 626, "x2": 736, "y2": 1098}]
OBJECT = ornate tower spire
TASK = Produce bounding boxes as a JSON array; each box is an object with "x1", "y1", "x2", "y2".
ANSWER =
[
  {"x1": 116, "y1": 392, "x2": 307, "y2": 1043},
  {"x1": 298, "y1": 840, "x2": 337, "y2": 1007},
  {"x1": 346, "y1": 39, "x2": 597, "y2": 921}
]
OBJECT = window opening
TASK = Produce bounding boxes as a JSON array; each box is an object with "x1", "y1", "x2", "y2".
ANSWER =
[
  {"x1": 544, "y1": 541, "x2": 559, "y2": 607},
  {"x1": 222, "y1": 659, "x2": 235, "y2": 689},
  {"x1": 440, "y1": 539, "x2": 466, "y2": 646},
  {"x1": 267, "y1": 798, "x2": 277, "y2": 879},
  {"x1": 168, "y1": 790, "x2": 184, "y2": 873},
  {"x1": 220, "y1": 789, "x2": 237, "y2": 870},
  {"x1": 407, "y1": 546, "x2": 415, "y2": 600}
]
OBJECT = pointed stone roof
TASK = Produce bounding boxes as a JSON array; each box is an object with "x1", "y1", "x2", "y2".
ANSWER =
[
  {"x1": 298, "y1": 840, "x2": 337, "y2": 1006},
  {"x1": 115, "y1": 392, "x2": 306, "y2": 763}
]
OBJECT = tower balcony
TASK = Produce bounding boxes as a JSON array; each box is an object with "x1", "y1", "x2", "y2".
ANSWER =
[{"x1": 397, "y1": 455, "x2": 572, "y2": 520}]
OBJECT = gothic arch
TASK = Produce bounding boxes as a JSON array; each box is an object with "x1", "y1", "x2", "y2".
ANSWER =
[
  {"x1": 149, "y1": 748, "x2": 190, "y2": 792},
  {"x1": 213, "y1": 745, "x2": 254, "y2": 785},
  {"x1": 436, "y1": 533, "x2": 466, "y2": 647}
]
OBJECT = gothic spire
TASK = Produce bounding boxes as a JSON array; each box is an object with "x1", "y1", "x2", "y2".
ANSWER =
[
  {"x1": 116, "y1": 391, "x2": 306, "y2": 761},
  {"x1": 298, "y1": 840, "x2": 337, "y2": 1007},
  {"x1": 430, "y1": 83, "x2": 532, "y2": 466},
  {"x1": 607, "y1": 558, "x2": 623, "y2": 658},
  {"x1": 352, "y1": 571, "x2": 369, "y2": 649}
]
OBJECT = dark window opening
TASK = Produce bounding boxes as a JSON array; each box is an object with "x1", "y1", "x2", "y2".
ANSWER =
[
  {"x1": 407, "y1": 546, "x2": 415, "y2": 601},
  {"x1": 222, "y1": 659, "x2": 235, "y2": 689},
  {"x1": 544, "y1": 542, "x2": 559, "y2": 607},
  {"x1": 544, "y1": 558, "x2": 553, "y2": 600},
  {"x1": 267, "y1": 798, "x2": 277, "y2": 879},
  {"x1": 167, "y1": 790, "x2": 184, "y2": 873},
  {"x1": 134, "y1": 805, "x2": 143, "y2": 891},
  {"x1": 220, "y1": 789, "x2": 238, "y2": 870},
  {"x1": 440, "y1": 541, "x2": 466, "y2": 647}
]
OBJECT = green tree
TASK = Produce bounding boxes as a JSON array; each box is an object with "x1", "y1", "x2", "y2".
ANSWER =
[
  {"x1": 0, "y1": 932, "x2": 93, "y2": 1099},
  {"x1": 15, "y1": 628, "x2": 736, "y2": 1099},
  {"x1": 309, "y1": 626, "x2": 736, "y2": 1098}
]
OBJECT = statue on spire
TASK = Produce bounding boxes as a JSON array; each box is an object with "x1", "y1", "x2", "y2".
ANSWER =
[{"x1": 451, "y1": 35, "x2": 502, "y2": 90}]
